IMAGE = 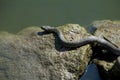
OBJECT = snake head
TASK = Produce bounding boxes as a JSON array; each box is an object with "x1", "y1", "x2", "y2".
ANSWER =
[{"x1": 41, "y1": 26, "x2": 55, "y2": 31}]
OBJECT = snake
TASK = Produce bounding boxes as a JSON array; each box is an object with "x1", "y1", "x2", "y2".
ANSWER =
[{"x1": 41, "y1": 26, "x2": 120, "y2": 56}]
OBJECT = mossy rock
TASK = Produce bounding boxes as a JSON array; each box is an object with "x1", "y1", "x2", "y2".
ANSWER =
[{"x1": 0, "y1": 24, "x2": 92, "y2": 80}]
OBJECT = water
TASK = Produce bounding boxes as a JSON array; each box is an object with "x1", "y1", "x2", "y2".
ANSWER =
[
  {"x1": 0, "y1": 0, "x2": 120, "y2": 33},
  {"x1": 80, "y1": 63, "x2": 101, "y2": 80}
]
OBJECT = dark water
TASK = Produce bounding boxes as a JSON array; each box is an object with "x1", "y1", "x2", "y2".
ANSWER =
[
  {"x1": 80, "y1": 63, "x2": 101, "y2": 80},
  {"x1": 0, "y1": 0, "x2": 120, "y2": 33}
]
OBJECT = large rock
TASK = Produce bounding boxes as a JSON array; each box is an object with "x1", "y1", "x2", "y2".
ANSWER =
[
  {"x1": 0, "y1": 24, "x2": 92, "y2": 80},
  {"x1": 91, "y1": 20, "x2": 120, "y2": 80},
  {"x1": 93, "y1": 20, "x2": 120, "y2": 47}
]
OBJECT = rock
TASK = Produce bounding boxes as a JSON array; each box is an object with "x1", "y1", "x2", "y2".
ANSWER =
[
  {"x1": 0, "y1": 24, "x2": 92, "y2": 80},
  {"x1": 94, "y1": 20, "x2": 120, "y2": 47},
  {"x1": 110, "y1": 57, "x2": 120, "y2": 80},
  {"x1": 91, "y1": 20, "x2": 120, "y2": 80}
]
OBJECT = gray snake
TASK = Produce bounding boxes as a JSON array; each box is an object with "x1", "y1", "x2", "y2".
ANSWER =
[{"x1": 41, "y1": 26, "x2": 120, "y2": 56}]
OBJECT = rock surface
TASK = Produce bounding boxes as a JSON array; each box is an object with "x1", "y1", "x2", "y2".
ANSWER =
[
  {"x1": 91, "y1": 20, "x2": 120, "y2": 80},
  {"x1": 0, "y1": 24, "x2": 92, "y2": 80}
]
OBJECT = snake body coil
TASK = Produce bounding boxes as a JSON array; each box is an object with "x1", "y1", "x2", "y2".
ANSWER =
[{"x1": 41, "y1": 26, "x2": 120, "y2": 56}]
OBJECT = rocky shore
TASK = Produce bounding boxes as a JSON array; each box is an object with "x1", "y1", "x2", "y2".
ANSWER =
[{"x1": 0, "y1": 20, "x2": 120, "y2": 80}]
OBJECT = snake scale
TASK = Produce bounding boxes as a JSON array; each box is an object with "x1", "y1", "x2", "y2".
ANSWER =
[{"x1": 41, "y1": 26, "x2": 120, "y2": 56}]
